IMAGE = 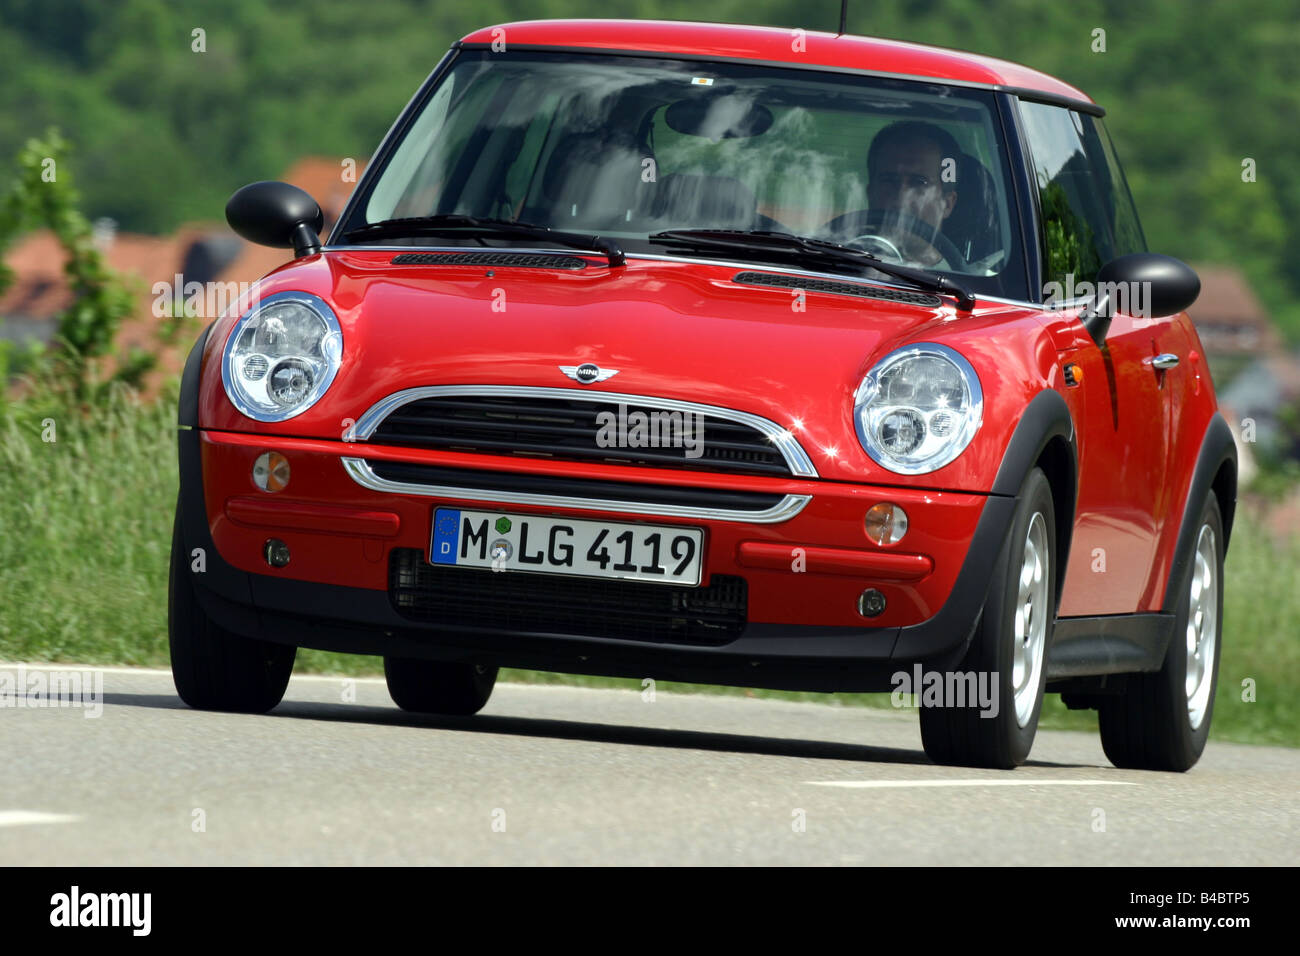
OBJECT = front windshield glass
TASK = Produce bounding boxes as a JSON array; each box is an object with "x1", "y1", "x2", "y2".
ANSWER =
[{"x1": 345, "y1": 50, "x2": 1028, "y2": 299}]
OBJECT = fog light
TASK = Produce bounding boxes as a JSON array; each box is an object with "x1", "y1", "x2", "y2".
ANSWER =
[
  {"x1": 864, "y1": 502, "x2": 908, "y2": 545},
  {"x1": 858, "y1": 588, "x2": 886, "y2": 618},
  {"x1": 264, "y1": 538, "x2": 291, "y2": 568},
  {"x1": 252, "y1": 451, "x2": 290, "y2": 492}
]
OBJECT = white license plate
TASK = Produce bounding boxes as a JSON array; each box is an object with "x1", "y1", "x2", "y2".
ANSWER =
[{"x1": 430, "y1": 509, "x2": 704, "y2": 586}]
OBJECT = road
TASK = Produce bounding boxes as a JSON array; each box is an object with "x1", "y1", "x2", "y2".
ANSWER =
[{"x1": 1, "y1": 664, "x2": 1295, "y2": 865}]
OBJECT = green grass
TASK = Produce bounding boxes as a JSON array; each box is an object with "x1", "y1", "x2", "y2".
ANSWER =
[{"x1": 2, "y1": 391, "x2": 1296, "y2": 747}]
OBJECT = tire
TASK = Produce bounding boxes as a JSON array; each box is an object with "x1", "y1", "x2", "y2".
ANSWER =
[
  {"x1": 384, "y1": 658, "x2": 498, "y2": 716},
  {"x1": 168, "y1": 506, "x2": 296, "y2": 713},
  {"x1": 919, "y1": 467, "x2": 1056, "y2": 769},
  {"x1": 1098, "y1": 494, "x2": 1224, "y2": 771}
]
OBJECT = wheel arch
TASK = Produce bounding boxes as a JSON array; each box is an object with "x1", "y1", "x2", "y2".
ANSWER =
[
  {"x1": 1161, "y1": 412, "x2": 1237, "y2": 613},
  {"x1": 991, "y1": 387, "x2": 1077, "y2": 604}
]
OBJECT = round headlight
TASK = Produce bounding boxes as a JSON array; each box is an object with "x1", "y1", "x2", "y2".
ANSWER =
[
  {"x1": 853, "y1": 343, "x2": 982, "y2": 474},
  {"x1": 221, "y1": 291, "x2": 342, "y2": 422}
]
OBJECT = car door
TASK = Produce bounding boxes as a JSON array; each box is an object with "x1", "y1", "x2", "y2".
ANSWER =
[{"x1": 1018, "y1": 101, "x2": 1174, "y2": 615}]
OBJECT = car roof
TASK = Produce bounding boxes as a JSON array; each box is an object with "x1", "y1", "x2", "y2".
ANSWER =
[{"x1": 458, "y1": 19, "x2": 1098, "y2": 111}]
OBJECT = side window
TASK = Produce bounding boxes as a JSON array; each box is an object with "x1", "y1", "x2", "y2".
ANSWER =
[
  {"x1": 1095, "y1": 121, "x2": 1147, "y2": 258},
  {"x1": 1019, "y1": 101, "x2": 1112, "y2": 291},
  {"x1": 1020, "y1": 104, "x2": 1147, "y2": 297}
]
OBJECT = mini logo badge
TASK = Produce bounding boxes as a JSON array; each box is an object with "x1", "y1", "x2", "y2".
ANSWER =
[{"x1": 560, "y1": 363, "x2": 619, "y2": 385}]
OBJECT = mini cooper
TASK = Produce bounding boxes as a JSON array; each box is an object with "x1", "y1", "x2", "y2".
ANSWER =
[{"x1": 171, "y1": 19, "x2": 1236, "y2": 770}]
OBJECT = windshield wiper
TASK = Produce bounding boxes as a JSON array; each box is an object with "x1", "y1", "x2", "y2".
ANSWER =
[
  {"x1": 648, "y1": 229, "x2": 975, "y2": 311},
  {"x1": 342, "y1": 214, "x2": 626, "y2": 268}
]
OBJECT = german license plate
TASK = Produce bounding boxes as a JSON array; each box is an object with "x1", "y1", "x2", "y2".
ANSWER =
[{"x1": 430, "y1": 509, "x2": 704, "y2": 586}]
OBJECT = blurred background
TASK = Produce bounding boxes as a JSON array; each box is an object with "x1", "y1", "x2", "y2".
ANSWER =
[{"x1": 0, "y1": 0, "x2": 1295, "y2": 744}]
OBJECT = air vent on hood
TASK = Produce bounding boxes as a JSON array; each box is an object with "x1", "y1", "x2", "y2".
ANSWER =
[
  {"x1": 731, "y1": 271, "x2": 942, "y2": 307},
  {"x1": 390, "y1": 252, "x2": 587, "y2": 269}
]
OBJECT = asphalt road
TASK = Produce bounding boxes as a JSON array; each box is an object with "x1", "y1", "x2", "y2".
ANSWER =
[{"x1": 2, "y1": 664, "x2": 1295, "y2": 865}]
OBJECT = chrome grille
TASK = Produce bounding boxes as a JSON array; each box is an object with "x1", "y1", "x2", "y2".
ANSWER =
[{"x1": 356, "y1": 388, "x2": 815, "y2": 478}]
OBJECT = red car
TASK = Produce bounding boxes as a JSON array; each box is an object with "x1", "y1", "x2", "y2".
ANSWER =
[{"x1": 171, "y1": 19, "x2": 1236, "y2": 770}]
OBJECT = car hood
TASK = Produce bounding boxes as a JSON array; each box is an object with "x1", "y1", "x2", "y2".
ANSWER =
[{"x1": 199, "y1": 249, "x2": 1039, "y2": 485}]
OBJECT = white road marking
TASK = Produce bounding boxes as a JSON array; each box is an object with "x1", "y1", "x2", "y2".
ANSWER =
[
  {"x1": 806, "y1": 779, "x2": 1137, "y2": 788},
  {"x1": 0, "y1": 810, "x2": 82, "y2": 827},
  {"x1": 0, "y1": 662, "x2": 388, "y2": 684}
]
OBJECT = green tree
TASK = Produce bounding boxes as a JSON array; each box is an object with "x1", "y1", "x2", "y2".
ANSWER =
[{"x1": 0, "y1": 129, "x2": 141, "y2": 398}]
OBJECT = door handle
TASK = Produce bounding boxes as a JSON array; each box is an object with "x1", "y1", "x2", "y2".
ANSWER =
[{"x1": 1146, "y1": 353, "x2": 1179, "y2": 370}]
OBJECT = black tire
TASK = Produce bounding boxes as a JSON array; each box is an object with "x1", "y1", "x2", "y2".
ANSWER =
[
  {"x1": 168, "y1": 507, "x2": 296, "y2": 713},
  {"x1": 384, "y1": 658, "x2": 498, "y2": 715},
  {"x1": 1098, "y1": 494, "x2": 1224, "y2": 771},
  {"x1": 919, "y1": 467, "x2": 1056, "y2": 769}
]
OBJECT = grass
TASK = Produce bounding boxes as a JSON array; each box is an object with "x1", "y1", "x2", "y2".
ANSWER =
[{"x1": 1, "y1": 390, "x2": 1296, "y2": 747}]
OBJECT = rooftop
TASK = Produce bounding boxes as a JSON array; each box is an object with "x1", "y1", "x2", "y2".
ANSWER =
[{"x1": 459, "y1": 19, "x2": 1096, "y2": 107}]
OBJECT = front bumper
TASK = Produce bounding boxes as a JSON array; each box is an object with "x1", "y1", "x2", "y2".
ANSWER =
[{"x1": 179, "y1": 427, "x2": 1016, "y2": 692}]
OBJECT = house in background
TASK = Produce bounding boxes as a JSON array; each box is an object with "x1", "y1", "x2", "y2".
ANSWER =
[
  {"x1": 1187, "y1": 266, "x2": 1282, "y2": 358},
  {"x1": 0, "y1": 157, "x2": 360, "y2": 390},
  {"x1": 1188, "y1": 265, "x2": 1300, "y2": 484}
]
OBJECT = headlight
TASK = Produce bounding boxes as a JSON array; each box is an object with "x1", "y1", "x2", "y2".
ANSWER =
[
  {"x1": 221, "y1": 291, "x2": 343, "y2": 421},
  {"x1": 853, "y1": 343, "x2": 982, "y2": 474}
]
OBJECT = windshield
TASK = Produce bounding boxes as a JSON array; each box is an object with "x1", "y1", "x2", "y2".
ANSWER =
[{"x1": 342, "y1": 50, "x2": 1029, "y2": 299}]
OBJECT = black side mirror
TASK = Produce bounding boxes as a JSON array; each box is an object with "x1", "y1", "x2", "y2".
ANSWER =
[
  {"x1": 1082, "y1": 253, "x2": 1200, "y2": 345},
  {"x1": 226, "y1": 181, "x2": 325, "y2": 258}
]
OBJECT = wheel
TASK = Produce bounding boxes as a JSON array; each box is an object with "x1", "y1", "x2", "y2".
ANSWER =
[
  {"x1": 919, "y1": 467, "x2": 1056, "y2": 768},
  {"x1": 384, "y1": 658, "x2": 498, "y2": 715},
  {"x1": 168, "y1": 505, "x2": 296, "y2": 713},
  {"x1": 1097, "y1": 494, "x2": 1224, "y2": 771}
]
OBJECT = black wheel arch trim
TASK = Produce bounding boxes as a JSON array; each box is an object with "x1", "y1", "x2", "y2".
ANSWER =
[
  {"x1": 1161, "y1": 412, "x2": 1237, "y2": 613},
  {"x1": 178, "y1": 322, "x2": 213, "y2": 428},
  {"x1": 988, "y1": 387, "x2": 1078, "y2": 604}
]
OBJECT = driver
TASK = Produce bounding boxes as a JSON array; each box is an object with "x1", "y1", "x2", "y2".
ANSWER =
[{"x1": 863, "y1": 120, "x2": 961, "y2": 267}]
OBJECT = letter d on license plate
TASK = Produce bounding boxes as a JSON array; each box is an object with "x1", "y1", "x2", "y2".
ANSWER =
[{"x1": 431, "y1": 509, "x2": 703, "y2": 586}]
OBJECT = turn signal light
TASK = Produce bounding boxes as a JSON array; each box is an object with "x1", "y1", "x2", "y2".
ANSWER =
[
  {"x1": 252, "y1": 452, "x2": 291, "y2": 492},
  {"x1": 864, "y1": 503, "x2": 908, "y2": 546}
]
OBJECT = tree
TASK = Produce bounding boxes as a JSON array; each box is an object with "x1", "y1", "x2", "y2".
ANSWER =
[{"x1": 0, "y1": 129, "x2": 141, "y2": 398}]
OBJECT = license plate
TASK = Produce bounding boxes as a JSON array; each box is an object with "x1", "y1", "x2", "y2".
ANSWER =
[{"x1": 430, "y1": 509, "x2": 704, "y2": 586}]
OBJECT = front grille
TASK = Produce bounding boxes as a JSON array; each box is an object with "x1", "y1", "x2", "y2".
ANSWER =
[
  {"x1": 390, "y1": 252, "x2": 587, "y2": 269},
  {"x1": 732, "y1": 271, "x2": 942, "y2": 307},
  {"x1": 389, "y1": 549, "x2": 747, "y2": 645},
  {"x1": 368, "y1": 394, "x2": 792, "y2": 476},
  {"x1": 364, "y1": 459, "x2": 786, "y2": 512}
]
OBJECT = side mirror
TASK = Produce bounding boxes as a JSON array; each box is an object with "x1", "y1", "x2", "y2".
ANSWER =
[
  {"x1": 226, "y1": 181, "x2": 325, "y2": 258},
  {"x1": 1082, "y1": 253, "x2": 1200, "y2": 345}
]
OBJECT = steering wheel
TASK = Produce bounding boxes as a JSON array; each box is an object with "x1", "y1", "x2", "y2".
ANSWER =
[{"x1": 823, "y1": 209, "x2": 966, "y2": 271}]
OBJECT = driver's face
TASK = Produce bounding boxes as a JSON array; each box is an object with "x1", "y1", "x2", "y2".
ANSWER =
[{"x1": 868, "y1": 138, "x2": 957, "y2": 229}]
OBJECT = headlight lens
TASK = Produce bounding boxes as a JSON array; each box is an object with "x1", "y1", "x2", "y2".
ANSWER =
[
  {"x1": 221, "y1": 291, "x2": 343, "y2": 421},
  {"x1": 853, "y1": 343, "x2": 982, "y2": 474}
]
